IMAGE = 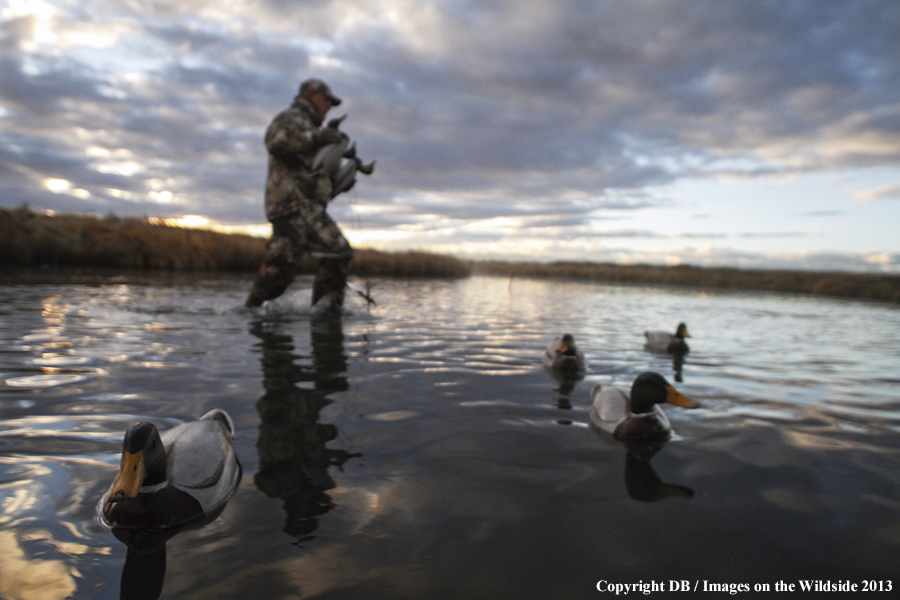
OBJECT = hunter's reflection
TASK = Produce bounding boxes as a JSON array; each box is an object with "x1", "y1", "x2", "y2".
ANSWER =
[{"x1": 251, "y1": 316, "x2": 358, "y2": 544}]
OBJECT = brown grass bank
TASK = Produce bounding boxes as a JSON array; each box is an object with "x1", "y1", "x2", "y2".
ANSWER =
[
  {"x1": 473, "y1": 260, "x2": 900, "y2": 304},
  {"x1": 0, "y1": 206, "x2": 471, "y2": 278},
  {"x1": 2, "y1": 207, "x2": 898, "y2": 301},
  {"x1": 0, "y1": 205, "x2": 267, "y2": 271}
]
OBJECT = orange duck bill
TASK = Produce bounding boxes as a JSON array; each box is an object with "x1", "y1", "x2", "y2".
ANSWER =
[
  {"x1": 105, "y1": 450, "x2": 146, "y2": 509},
  {"x1": 665, "y1": 385, "x2": 701, "y2": 408}
]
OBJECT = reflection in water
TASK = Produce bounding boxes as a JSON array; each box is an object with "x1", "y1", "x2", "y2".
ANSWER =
[
  {"x1": 605, "y1": 439, "x2": 695, "y2": 503},
  {"x1": 2, "y1": 274, "x2": 899, "y2": 593},
  {"x1": 112, "y1": 504, "x2": 232, "y2": 600},
  {"x1": 251, "y1": 315, "x2": 358, "y2": 544},
  {"x1": 0, "y1": 530, "x2": 76, "y2": 600},
  {"x1": 671, "y1": 351, "x2": 686, "y2": 382},
  {"x1": 623, "y1": 450, "x2": 694, "y2": 503},
  {"x1": 544, "y1": 359, "x2": 585, "y2": 415},
  {"x1": 113, "y1": 529, "x2": 175, "y2": 600},
  {"x1": 553, "y1": 378, "x2": 578, "y2": 411}
]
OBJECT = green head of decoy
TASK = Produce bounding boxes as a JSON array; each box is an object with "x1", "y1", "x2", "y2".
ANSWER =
[
  {"x1": 558, "y1": 333, "x2": 578, "y2": 356},
  {"x1": 629, "y1": 371, "x2": 700, "y2": 414},
  {"x1": 105, "y1": 422, "x2": 167, "y2": 511}
]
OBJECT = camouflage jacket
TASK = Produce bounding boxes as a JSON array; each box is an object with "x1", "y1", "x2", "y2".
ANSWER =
[{"x1": 263, "y1": 94, "x2": 334, "y2": 221}]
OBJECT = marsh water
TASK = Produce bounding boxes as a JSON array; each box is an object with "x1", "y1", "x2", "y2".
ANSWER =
[{"x1": 1, "y1": 269, "x2": 898, "y2": 599}]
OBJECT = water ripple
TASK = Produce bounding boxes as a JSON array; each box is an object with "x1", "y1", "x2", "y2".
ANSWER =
[
  {"x1": 1, "y1": 272, "x2": 900, "y2": 595},
  {"x1": 5, "y1": 373, "x2": 92, "y2": 388}
]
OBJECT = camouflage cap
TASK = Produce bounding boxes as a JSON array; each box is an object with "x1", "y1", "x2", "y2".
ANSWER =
[{"x1": 300, "y1": 78, "x2": 342, "y2": 106}]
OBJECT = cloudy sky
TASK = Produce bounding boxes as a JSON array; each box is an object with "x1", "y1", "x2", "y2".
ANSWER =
[{"x1": 2, "y1": 0, "x2": 899, "y2": 272}]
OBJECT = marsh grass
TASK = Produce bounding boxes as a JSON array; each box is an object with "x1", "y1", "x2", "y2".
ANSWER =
[
  {"x1": 474, "y1": 260, "x2": 900, "y2": 303},
  {"x1": 0, "y1": 206, "x2": 471, "y2": 278},
  {"x1": 2, "y1": 206, "x2": 898, "y2": 301},
  {"x1": 0, "y1": 205, "x2": 267, "y2": 271},
  {"x1": 352, "y1": 249, "x2": 472, "y2": 278}
]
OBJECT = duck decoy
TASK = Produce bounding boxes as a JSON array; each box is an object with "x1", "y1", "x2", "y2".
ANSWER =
[
  {"x1": 644, "y1": 322, "x2": 690, "y2": 354},
  {"x1": 312, "y1": 115, "x2": 376, "y2": 199},
  {"x1": 102, "y1": 409, "x2": 242, "y2": 529},
  {"x1": 312, "y1": 114, "x2": 350, "y2": 173},
  {"x1": 589, "y1": 371, "x2": 700, "y2": 441},
  {"x1": 543, "y1": 333, "x2": 586, "y2": 379},
  {"x1": 331, "y1": 146, "x2": 376, "y2": 197}
]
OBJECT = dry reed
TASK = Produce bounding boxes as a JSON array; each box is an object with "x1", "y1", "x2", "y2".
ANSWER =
[
  {"x1": 3, "y1": 206, "x2": 897, "y2": 301},
  {"x1": 474, "y1": 260, "x2": 900, "y2": 303},
  {"x1": 0, "y1": 206, "x2": 471, "y2": 278},
  {"x1": 0, "y1": 205, "x2": 267, "y2": 271}
]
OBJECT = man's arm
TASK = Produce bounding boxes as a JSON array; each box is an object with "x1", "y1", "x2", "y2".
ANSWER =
[
  {"x1": 265, "y1": 112, "x2": 344, "y2": 159},
  {"x1": 264, "y1": 112, "x2": 317, "y2": 158}
]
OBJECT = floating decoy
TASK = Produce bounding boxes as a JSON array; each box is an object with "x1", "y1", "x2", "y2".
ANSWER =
[
  {"x1": 102, "y1": 409, "x2": 241, "y2": 529},
  {"x1": 644, "y1": 322, "x2": 690, "y2": 354},
  {"x1": 543, "y1": 333, "x2": 586, "y2": 378},
  {"x1": 589, "y1": 371, "x2": 700, "y2": 441}
]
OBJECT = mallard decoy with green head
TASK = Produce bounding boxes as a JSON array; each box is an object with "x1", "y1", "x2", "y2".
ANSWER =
[
  {"x1": 543, "y1": 333, "x2": 586, "y2": 378},
  {"x1": 589, "y1": 371, "x2": 700, "y2": 441},
  {"x1": 644, "y1": 322, "x2": 690, "y2": 354},
  {"x1": 102, "y1": 409, "x2": 241, "y2": 530}
]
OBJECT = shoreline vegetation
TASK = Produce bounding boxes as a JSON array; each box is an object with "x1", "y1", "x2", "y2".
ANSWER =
[{"x1": 2, "y1": 205, "x2": 899, "y2": 303}]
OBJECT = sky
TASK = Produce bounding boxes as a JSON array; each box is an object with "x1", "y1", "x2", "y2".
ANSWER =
[{"x1": 1, "y1": 0, "x2": 899, "y2": 272}]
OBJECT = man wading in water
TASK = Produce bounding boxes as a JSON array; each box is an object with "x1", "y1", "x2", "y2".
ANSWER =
[{"x1": 245, "y1": 78, "x2": 373, "y2": 310}]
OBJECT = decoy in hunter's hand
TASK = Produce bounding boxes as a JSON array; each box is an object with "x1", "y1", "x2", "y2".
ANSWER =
[
  {"x1": 102, "y1": 409, "x2": 241, "y2": 529},
  {"x1": 589, "y1": 372, "x2": 701, "y2": 441},
  {"x1": 312, "y1": 114, "x2": 376, "y2": 199},
  {"x1": 543, "y1": 333, "x2": 586, "y2": 379},
  {"x1": 644, "y1": 322, "x2": 690, "y2": 354}
]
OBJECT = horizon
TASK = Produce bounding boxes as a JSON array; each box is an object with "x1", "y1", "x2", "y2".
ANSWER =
[
  {"x1": 1, "y1": 1, "x2": 899, "y2": 273},
  {"x1": 12, "y1": 205, "x2": 900, "y2": 280}
]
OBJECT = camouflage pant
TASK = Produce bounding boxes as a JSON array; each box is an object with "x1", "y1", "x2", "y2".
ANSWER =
[
  {"x1": 268, "y1": 203, "x2": 352, "y2": 262},
  {"x1": 246, "y1": 203, "x2": 353, "y2": 307}
]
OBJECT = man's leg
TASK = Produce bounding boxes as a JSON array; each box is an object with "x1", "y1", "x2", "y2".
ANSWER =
[
  {"x1": 301, "y1": 205, "x2": 354, "y2": 309},
  {"x1": 245, "y1": 257, "x2": 296, "y2": 307},
  {"x1": 312, "y1": 255, "x2": 352, "y2": 308},
  {"x1": 245, "y1": 232, "x2": 300, "y2": 307}
]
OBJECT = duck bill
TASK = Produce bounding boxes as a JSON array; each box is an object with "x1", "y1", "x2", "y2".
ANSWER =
[
  {"x1": 556, "y1": 340, "x2": 569, "y2": 353},
  {"x1": 666, "y1": 386, "x2": 700, "y2": 408},
  {"x1": 107, "y1": 451, "x2": 146, "y2": 503}
]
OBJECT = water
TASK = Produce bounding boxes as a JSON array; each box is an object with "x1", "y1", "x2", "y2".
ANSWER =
[{"x1": 1, "y1": 270, "x2": 898, "y2": 599}]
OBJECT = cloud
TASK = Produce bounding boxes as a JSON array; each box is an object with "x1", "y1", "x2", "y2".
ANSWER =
[
  {"x1": 792, "y1": 210, "x2": 845, "y2": 217},
  {"x1": 1, "y1": 0, "x2": 898, "y2": 270},
  {"x1": 854, "y1": 183, "x2": 900, "y2": 202}
]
